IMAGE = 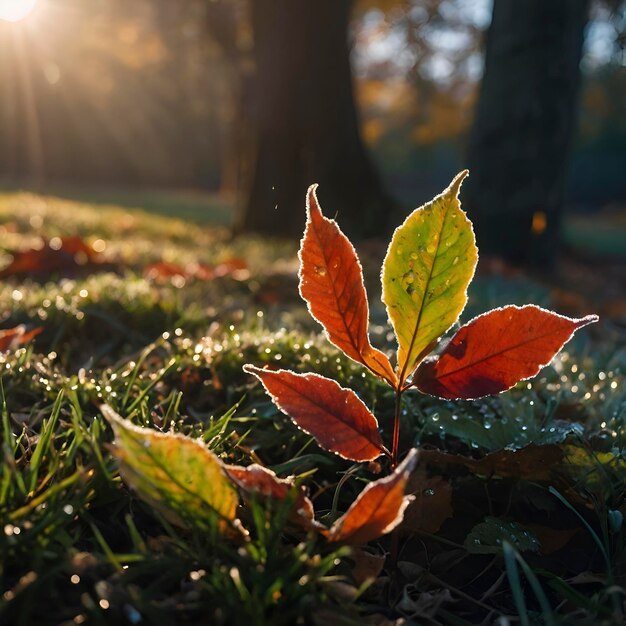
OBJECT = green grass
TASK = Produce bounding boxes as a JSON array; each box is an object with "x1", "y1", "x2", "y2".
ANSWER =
[{"x1": 0, "y1": 190, "x2": 624, "y2": 625}]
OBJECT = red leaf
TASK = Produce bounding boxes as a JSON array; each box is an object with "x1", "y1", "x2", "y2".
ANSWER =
[
  {"x1": 145, "y1": 258, "x2": 250, "y2": 284},
  {"x1": 326, "y1": 449, "x2": 418, "y2": 545},
  {"x1": 57, "y1": 235, "x2": 98, "y2": 260},
  {"x1": 224, "y1": 463, "x2": 321, "y2": 530},
  {"x1": 0, "y1": 236, "x2": 102, "y2": 279},
  {"x1": 298, "y1": 185, "x2": 397, "y2": 386},
  {"x1": 212, "y1": 257, "x2": 249, "y2": 280},
  {"x1": 243, "y1": 365, "x2": 386, "y2": 462},
  {"x1": 0, "y1": 325, "x2": 43, "y2": 351},
  {"x1": 414, "y1": 305, "x2": 598, "y2": 400},
  {"x1": 144, "y1": 261, "x2": 187, "y2": 283}
]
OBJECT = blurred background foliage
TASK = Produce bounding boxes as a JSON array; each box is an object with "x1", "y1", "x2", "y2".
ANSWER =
[{"x1": 0, "y1": 0, "x2": 624, "y2": 263}]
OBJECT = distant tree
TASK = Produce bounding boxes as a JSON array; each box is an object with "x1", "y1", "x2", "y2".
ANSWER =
[
  {"x1": 464, "y1": 0, "x2": 590, "y2": 268},
  {"x1": 233, "y1": 0, "x2": 392, "y2": 239}
]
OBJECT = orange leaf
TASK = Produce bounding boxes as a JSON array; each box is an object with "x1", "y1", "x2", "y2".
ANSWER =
[
  {"x1": 224, "y1": 463, "x2": 321, "y2": 530},
  {"x1": 326, "y1": 449, "x2": 418, "y2": 545},
  {"x1": 243, "y1": 365, "x2": 386, "y2": 462},
  {"x1": 414, "y1": 305, "x2": 598, "y2": 400},
  {"x1": 298, "y1": 185, "x2": 397, "y2": 386}
]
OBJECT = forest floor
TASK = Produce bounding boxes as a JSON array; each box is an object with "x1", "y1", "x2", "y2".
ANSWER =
[{"x1": 0, "y1": 187, "x2": 624, "y2": 625}]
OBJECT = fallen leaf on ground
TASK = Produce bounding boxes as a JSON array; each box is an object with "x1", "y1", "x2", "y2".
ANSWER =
[
  {"x1": 0, "y1": 325, "x2": 43, "y2": 351},
  {"x1": 144, "y1": 257, "x2": 249, "y2": 284},
  {"x1": 101, "y1": 404, "x2": 239, "y2": 532},
  {"x1": 347, "y1": 548, "x2": 386, "y2": 586},
  {"x1": 527, "y1": 524, "x2": 579, "y2": 554},
  {"x1": 0, "y1": 236, "x2": 105, "y2": 279},
  {"x1": 224, "y1": 463, "x2": 321, "y2": 530},
  {"x1": 420, "y1": 443, "x2": 565, "y2": 482},
  {"x1": 401, "y1": 466, "x2": 453, "y2": 534}
]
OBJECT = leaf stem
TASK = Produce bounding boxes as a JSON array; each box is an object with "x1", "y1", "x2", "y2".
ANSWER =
[
  {"x1": 391, "y1": 387, "x2": 403, "y2": 469},
  {"x1": 389, "y1": 387, "x2": 405, "y2": 569}
]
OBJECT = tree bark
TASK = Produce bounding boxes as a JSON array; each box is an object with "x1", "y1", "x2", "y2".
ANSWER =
[
  {"x1": 464, "y1": 0, "x2": 590, "y2": 268},
  {"x1": 234, "y1": 0, "x2": 391, "y2": 239}
]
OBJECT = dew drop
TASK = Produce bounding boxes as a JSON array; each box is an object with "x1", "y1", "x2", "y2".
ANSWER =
[
  {"x1": 453, "y1": 257, "x2": 459, "y2": 265},
  {"x1": 314, "y1": 266, "x2": 326, "y2": 276}
]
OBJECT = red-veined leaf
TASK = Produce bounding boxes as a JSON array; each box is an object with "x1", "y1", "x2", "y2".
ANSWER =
[
  {"x1": 243, "y1": 365, "x2": 386, "y2": 462},
  {"x1": 326, "y1": 449, "x2": 418, "y2": 545},
  {"x1": 225, "y1": 463, "x2": 322, "y2": 531},
  {"x1": 414, "y1": 305, "x2": 598, "y2": 400},
  {"x1": 298, "y1": 185, "x2": 397, "y2": 386}
]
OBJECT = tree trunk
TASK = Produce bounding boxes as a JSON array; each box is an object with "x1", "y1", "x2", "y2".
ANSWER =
[
  {"x1": 464, "y1": 0, "x2": 590, "y2": 268},
  {"x1": 234, "y1": 0, "x2": 391, "y2": 239}
]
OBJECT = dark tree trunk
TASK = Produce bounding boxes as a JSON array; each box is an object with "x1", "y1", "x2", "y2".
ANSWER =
[
  {"x1": 234, "y1": 0, "x2": 391, "y2": 239},
  {"x1": 464, "y1": 0, "x2": 590, "y2": 268}
]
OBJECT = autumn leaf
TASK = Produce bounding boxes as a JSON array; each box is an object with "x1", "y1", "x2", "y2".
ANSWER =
[
  {"x1": 101, "y1": 405, "x2": 239, "y2": 531},
  {"x1": 401, "y1": 467, "x2": 453, "y2": 535},
  {"x1": 299, "y1": 185, "x2": 397, "y2": 386},
  {"x1": 243, "y1": 365, "x2": 386, "y2": 462},
  {"x1": 0, "y1": 236, "x2": 104, "y2": 279},
  {"x1": 465, "y1": 517, "x2": 540, "y2": 555},
  {"x1": 225, "y1": 463, "x2": 321, "y2": 530},
  {"x1": 420, "y1": 444, "x2": 566, "y2": 483},
  {"x1": 326, "y1": 448, "x2": 418, "y2": 545},
  {"x1": 0, "y1": 325, "x2": 43, "y2": 351},
  {"x1": 143, "y1": 261, "x2": 187, "y2": 283},
  {"x1": 413, "y1": 305, "x2": 598, "y2": 400},
  {"x1": 144, "y1": 257, "x2": 249, "y2": 284},
  {"x1": 382, "y1": 171, "x2": 477, "y2": 384}
]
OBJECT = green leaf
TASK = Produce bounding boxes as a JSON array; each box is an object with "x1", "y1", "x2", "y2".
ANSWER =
[
  {"x1": 465, "y1": 516, "x2": 540, "y2": 555},
  {"x1": 382, "y1": 171, "x2": 478, "y2": 384},
  {"x1": 101, "y1": 405, "x2": 239, "y2": 531}
]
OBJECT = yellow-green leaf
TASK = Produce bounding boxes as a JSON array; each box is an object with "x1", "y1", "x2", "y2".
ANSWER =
[
  {"x1": 382, "y1": 171, "x2": 477, "y2": 384},
  {"x1": 101, "y1": 405, "x2": 238, "y2": 531}
]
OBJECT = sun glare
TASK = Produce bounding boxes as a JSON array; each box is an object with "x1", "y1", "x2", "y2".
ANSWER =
[{"x1": 0, "y1": 0, "x2": 38, "y2": 23}]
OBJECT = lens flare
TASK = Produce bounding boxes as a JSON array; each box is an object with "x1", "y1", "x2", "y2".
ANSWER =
[{"x1": 0, "y1": 0, "x2": 38, "y2": 23}]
